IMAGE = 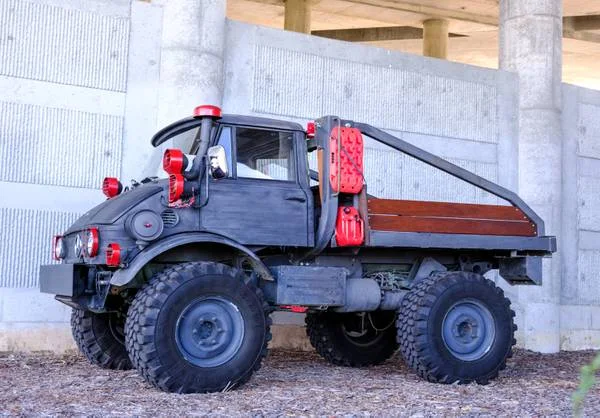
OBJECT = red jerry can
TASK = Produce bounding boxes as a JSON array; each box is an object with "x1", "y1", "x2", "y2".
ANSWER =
[{"x1": 335, "y1": 207, "x2": 364, "y2": 246}]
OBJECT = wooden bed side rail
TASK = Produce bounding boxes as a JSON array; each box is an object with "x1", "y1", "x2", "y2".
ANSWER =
[{"x1": 367, "y1": 199, "x2": 537, "y2": 237}]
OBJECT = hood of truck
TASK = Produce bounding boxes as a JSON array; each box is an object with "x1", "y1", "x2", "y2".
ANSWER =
[{"x1": 66, "y1": 183, "x2": 164, "y2": 233}]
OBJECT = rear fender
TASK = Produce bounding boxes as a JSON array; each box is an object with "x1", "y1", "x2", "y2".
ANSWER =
[{"x1": 109, "y1": 232, "x2": 273, "y2": 286}]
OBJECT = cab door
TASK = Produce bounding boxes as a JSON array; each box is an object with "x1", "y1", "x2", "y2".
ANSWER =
[{"x1": 200, "y1": 125, "x2": 312, "y2": 247}]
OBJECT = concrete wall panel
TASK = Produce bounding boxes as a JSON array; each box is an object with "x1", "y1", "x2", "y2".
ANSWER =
[
  {"x1": 0, "y1": 101, "x2": 123, "y2": 188},
  {"x1": 250, "y1": 43, "x2": 498, "y2": 144},
  {"x1": 578, "y1": 104, "x2": 600, "y2": 159},
  {"x1": 0, "y1": 0, "x2": 129, "y2": 91},
  {"x1": 577, "y1": 250, "x2": 600, "y2": 305},
  {"x1": 578, "y1": 176, "x2": 600, "y2": 231},
  {"x1": 0, "y1": 208, "x2": 80, "y2": 287}
]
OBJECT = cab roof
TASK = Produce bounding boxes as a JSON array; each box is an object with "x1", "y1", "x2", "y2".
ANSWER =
[{"x1": 151, "y1": 114, "x2": 304, "y2": 147}]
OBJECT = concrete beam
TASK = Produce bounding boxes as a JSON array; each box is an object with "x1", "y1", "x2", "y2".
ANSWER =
[
  {"x1": 563, "y1": 29, "x2": 600, "y2": 44},
  {"x1": 343, "y1": 0, "x2": 497, "y2": 26},
  {"x1": 284, "y1": 0, "x2": 311, "y2": 34},
  {"x1": 563, "y1": 15, "x2": 600, "y2": 32},
  {"x1": 311, "y1": 25, "x2": 465, "y2": 42},
  {"x1": 423, "y1": 18, "x2": 448, "y2": 59}
]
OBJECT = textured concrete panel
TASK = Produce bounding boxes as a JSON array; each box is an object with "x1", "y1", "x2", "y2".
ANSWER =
[
  {"x1": 322, "y1": 59, "x2": 497, "y2": 143},
  {"x1": 580, "y1": 230, "x2": 600, "y2": 250},
  {"x1": 579, "y1": 176, "x2": 600, "y2": 231},
  {"x1": 251, "y1": 45, "x2": 498, "y2": 143},
  {"x1": 578, "y1": 104, "x2": 600, "y2": 159},
  {"x1": 252, "y1": 45, "x2": 324, "y2": 119},
  {"x1": 577, "y1": 250, "x2": 600, "y2": 305},
  {"x1": 579, "y1": 156, "x2": 600, "y2": 178},
  {"x1": 0, "y1": 0, "x2": 129, "y2": 91},
  {"x1": 0, "y1": 101, "x2": 123, "y2": 188},
  {"x1": 0, "y1": 208, "x2": 80, "y2": 287}
]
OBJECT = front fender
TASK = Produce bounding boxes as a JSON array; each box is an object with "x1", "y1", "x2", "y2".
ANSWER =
[{"x1": 109, "y1": 232, "x2": 273, "y2": 286}]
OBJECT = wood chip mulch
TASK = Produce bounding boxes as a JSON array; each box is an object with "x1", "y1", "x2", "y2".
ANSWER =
[{"x1": 0, "y1": 349, "x2": 599, "y2": 417}]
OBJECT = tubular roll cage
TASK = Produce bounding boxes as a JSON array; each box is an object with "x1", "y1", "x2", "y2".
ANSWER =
[{"x1": 305, "y1": 115, "x2": 556, "y2": 258}]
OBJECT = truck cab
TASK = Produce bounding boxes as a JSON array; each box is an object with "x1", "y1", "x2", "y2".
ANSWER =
[{"x1": 40, "y1": 105, "x2": 556, "y2": 394}]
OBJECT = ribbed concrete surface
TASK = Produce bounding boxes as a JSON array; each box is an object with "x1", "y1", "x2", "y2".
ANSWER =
[
  {"x1": 0, "y1": 101, "x2": 123, "y2": 188},
  {"x1": 0, "y1": 208, "x2": 79, "y2": 287},
  {"x1": 0, "y1": 0, "x2": 129, "y2": 91}
]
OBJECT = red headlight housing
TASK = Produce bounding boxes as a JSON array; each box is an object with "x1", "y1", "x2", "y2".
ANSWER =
[
  {"x1": 106, "y1": 243, "x2": 121, "y2": 267},
  {"x1": 193, "y1": 105, "x2": 222, "y2": 118},
  {"x1": 306, "y1": 121, "x2": 316, "y2": 138},
  {"x1": 85, "y1": 228, "x2": 99, "y2": 258},
  {"x1": 102, "y1": 177, "x2": 122, "y2": 198},
  {"x1": 163, "y1": 149, "x2": 187, "y2": 174}
]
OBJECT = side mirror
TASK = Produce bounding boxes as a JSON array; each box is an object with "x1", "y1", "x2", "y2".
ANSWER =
[{"x1": 207, "y1": 145, "x2": 229, "y2": 179}]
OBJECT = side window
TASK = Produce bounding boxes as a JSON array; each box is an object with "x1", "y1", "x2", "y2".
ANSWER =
[
  {"x1": 215, "y1": 126, "x2": 233, "y2": 178},
  {"x1": 235, "y1": 127, "x2": 295, "y2": 181}
]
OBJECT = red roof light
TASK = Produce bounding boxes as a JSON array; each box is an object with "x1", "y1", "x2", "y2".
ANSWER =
[{"x1": 193, "y1": 105, "x2": 222, "y2": 118}]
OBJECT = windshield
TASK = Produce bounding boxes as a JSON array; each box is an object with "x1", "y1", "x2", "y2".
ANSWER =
[{"x1": 141, "y1": 124, "x2": 203, "y2": 179}]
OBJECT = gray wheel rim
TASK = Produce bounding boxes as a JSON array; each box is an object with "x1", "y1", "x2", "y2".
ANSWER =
[
  {"x1": 441, "y1": 299, "x2": 495, "y2": 362},
  {"x1": 175, "y1": 296, "x2": 245, "y2": 367}
]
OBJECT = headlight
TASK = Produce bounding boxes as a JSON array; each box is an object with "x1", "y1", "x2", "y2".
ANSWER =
[
  {"x1": 52, "y1": 235, "x2": 65, "y2": 260},
  {"x1": 85, "y1": 228, "x2": 99, "y2": 257}
]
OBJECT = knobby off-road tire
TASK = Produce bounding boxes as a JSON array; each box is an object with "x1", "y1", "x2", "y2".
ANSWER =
[
  {"x1": 71, "y1": 309, "x2": 132, "y2": 370},
  {"x1": 306, "y1": 310, "x2": 398, "y2": 367},
  {"x1": 397, "y1": 271, "x2": 516, "y2": 384},
  {"x1": 125, "y1": 262, "x2": 271, "y2": 393}
]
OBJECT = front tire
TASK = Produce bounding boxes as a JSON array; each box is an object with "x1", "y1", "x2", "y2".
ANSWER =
[
  {"x1": 71, "y1": 309, "x2": 132, "y2": 370},
  {"x1": 306, "y1": 310, "x2": 398, "y2": 367},
  {"x1": 125, "y1": 262, "x2": 271, "y2": 393},
  {"x1": 397, "y1": 271, "x2": 516, "y2": 384}
]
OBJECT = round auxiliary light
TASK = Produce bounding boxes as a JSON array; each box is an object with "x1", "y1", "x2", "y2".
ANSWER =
[
  {"x1": 193, "y1": 105, "x2": 222, "y2": 118},
  {"x1": 168, "y1": 174, "x2": 185, "y2": 203},
  {"x1": 102, "y1": 177, "x2": 122, "y2": 198},
  {"x1": 106, "y1": 243, "x2": 121, "y2": 267},
  {"x1": 52, "y1": 235, "x2": 65, "y2": 261},
  {"x1": 163, "y1": 149, "x2": 187, "y2": 174},
  {"x1": 85, "y1": 228, "x2": 99, "y2": 257}
]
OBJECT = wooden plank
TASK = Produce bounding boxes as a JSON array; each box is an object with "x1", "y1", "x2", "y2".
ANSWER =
[
  {"x1": 369, "y1": 215, "x2": 537, "y2": 237},
  {"x1": 367, "y1": 199, "x2": 528, "y2": 221}
]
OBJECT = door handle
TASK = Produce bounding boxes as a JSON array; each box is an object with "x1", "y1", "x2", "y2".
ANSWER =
[{"x1": 285, "y1": 195, "x2": 306, "y2": 203}]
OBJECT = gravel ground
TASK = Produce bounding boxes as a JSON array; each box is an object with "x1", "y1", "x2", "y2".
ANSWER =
[{"x1": 1, "y1": 349, "x2": 599, "y2": 417}]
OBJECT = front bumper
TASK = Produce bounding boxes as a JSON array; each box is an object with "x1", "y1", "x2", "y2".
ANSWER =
[{"x1": 39, "y1": 263, "x2": 88, "y2": 297}]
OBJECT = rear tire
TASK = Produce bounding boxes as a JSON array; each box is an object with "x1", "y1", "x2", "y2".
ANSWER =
[
  {"x1": 306, "y1": 310, "x2": 398, "y2": 367},
  {"x1": 125, "y1": 262, "x2": 271, "y2": 393},
  {"x1": 71, "y1": 309, "x2": 132, "y2": 370},
  {"x1": 397, "y1": 271, "x2": 516, "y2": 384}
]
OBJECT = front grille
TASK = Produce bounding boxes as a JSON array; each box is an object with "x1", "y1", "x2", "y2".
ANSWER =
[{"x1": 161, "y1": 209, "x2": 179, "y2": 227}]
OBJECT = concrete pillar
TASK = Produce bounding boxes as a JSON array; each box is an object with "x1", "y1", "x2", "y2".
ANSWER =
[
  {"x1": 499, "y1": 0, "x2": 562, "y2": 353},
  {"x1": 156, "y1": 0, "x2": 226, "y2": 127},
  {"x1": 284, "y1": 0, "x2": 311, "y2": 34},
  {"x1": 422, "y1": 18, "x2": 448, "y2": 59}
]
